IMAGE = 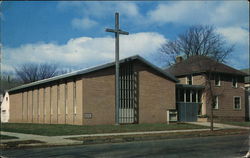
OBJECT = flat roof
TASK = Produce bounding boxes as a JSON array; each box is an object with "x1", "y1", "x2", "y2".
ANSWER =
[{"x1": 9, "y1": 55, "x2": 179, "y2": 93}]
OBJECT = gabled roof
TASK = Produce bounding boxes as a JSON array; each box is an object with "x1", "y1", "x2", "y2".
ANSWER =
[
  {"x1": 166, "y1": 56, "x2": 247, "y2": 77},
  {"x1": 9, "y1": 55, "x2": 178, "y2": 93}
]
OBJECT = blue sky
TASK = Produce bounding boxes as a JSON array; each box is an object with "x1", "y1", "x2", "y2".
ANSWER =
[{"x1": 1, "y1": 1, "x2": 249, "y2": 72}]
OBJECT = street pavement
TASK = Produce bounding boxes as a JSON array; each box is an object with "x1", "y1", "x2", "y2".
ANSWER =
[{"x1": 1, "y1": 134, "x2": 249, "y2": 158}]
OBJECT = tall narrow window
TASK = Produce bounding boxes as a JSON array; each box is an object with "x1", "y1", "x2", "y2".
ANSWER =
[
  {"x1": 186, "y1": 89, "x2": 190, "y2": 102},
  {"x1": 215, "y1": 74, "x2": 221, "y2": 86},
  {"x1": 186, "y1": 75, "x2": 192, "y2": 85},
  {"x1": 198, "y1": 90, "x2": 202, "y2": 103},
  {"x1": 213, "y1": 96, "x2": 219, "y2": 109},
  {"x1": 232, "y1": 77, "x2": 237, "y2": 88},
  {"x1": 234, "y1": 97, "x2": 241, "y2": 110},
  {"x1": 191, "y1": 90, "x2": 196, "y2": 103},
  {"x1": 180, "y1": 89, "x2": 184, "y2": 102}
]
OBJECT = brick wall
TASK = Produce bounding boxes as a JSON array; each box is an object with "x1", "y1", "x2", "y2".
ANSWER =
[{"x1": 135, "y1": 62, "x2": 176, "y2": 123}]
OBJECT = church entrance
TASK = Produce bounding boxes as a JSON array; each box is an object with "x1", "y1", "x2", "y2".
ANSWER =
[{"x1": 119, "y1": 61, "x2": 138, "y2": 124}]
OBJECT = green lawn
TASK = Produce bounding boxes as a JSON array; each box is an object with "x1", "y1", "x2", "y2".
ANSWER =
[
  {"x1": 0, "y1": 123, "x2": 207, "y2": 136},
  {"x1": 0, "y1": 134, "x2": 18, "y2": 140},
  {"x1": 222, "y1": 121, "x2": 250, "y2": 127}
]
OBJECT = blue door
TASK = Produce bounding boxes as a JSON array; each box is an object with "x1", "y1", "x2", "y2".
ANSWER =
[{"x1": 177, "y1": 103, "x2": 198, "y2": 122}]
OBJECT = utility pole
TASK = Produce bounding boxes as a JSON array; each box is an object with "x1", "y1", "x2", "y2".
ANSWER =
[{"x1": 105, "y1": 12, "x2": 129, "y2": 125}]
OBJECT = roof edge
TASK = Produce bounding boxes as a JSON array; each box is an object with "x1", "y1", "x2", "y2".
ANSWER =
[{"x1": 8, "y1": 55, "x2": 178, "y2": 93}]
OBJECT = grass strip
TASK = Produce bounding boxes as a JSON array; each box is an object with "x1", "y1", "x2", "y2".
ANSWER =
[{"x1": 1, "y1": 123, "x2": 207, "y2": 136}]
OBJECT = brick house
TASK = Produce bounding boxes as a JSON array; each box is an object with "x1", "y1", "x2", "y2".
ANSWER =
[
  {"x1": 166, "y1": 56, "x2": 247, "y2": 122},
  {"x1": 7, "y1": 55, "x2": 178, "y2": 125}
]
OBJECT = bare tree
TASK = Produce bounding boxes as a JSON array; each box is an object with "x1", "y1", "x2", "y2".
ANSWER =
[
  {"x1": 160, "y1": 25, "x2": 234, "y2": 65},
  {"x1": 197, "y1": 59, "x2": 227, "y2": 131},
  {"x1": 0, "y1": 73, "x2": 22, "y2": 93},
  {"x1": 15, "y1": 63, "x2": 66, "y2": 84}
]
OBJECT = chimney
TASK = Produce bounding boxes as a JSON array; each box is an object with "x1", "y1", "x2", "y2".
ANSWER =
[{"x1": 176, "y1": 56, "x2": 183, "y2": 63}]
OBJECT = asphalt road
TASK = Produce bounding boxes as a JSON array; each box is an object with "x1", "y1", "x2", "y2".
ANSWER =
[{"x1": 1, "y1": 134, "x2": 249, "y2": 158}]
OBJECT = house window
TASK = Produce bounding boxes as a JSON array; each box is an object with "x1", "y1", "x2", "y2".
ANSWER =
[
  {"x1": 6, "y1": 97, "x2": 8, "y2": 101},
  {"x1": 186, "y1": 89, "x2": 190, "y2": 102},
  {"x1": 179, "y1": 89, "x2": 184, "y2": 102},
  {"x1": 232, "y1": 77, "x2": 237, "y2": 88},
  {"x1": 213, "y1": 96, "x2": 219, "y2": 109},
  {"x1": 186, "y1": 75, "x2": 192, "y2": 85},
  {"x1": 234, "y1": 97, "x2": 241, "y2": 110},
  {"x1": 191, "y1": 91, "x2": 196, "y2": 103},
  {"x1": 215, "y1": 75, "x2": 221, "y2": 86},
  {"x1": 198, "y1": 90, "x2": 202, "y2": 103}
]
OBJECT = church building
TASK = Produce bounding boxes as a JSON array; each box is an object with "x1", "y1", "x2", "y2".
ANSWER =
[{"x1": 7, "y1": 55, "x2": 178, "y2": 125}]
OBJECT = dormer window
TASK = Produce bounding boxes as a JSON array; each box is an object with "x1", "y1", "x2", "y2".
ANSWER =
[
  {"x1": 215, "y1": 75, "x2": 220, "y2": 86},
  {"x1": 186, "y1": 75, "x2": 192, "y2": 85},
  {"x1": 232, "y1": 77, "x2": 237, "y2": 88}
]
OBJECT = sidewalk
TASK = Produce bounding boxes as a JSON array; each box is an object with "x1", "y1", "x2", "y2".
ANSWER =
[
  {"x1": 1, "y1": 122, "x2": 249, "y2": 148},
  {"x1": 186, "y1": 122, "x2": 250, "y2": 130}
]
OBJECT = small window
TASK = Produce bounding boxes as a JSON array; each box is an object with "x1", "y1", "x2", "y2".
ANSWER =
[
  {"x1": 186, "y1": 75, "x2": 192, "y2": 85},
  {"x1": 6, "y1": 97, "x2": 8, "y2": 101},
  {"x1": 2, "y1": 110, "x2": 6, "y2": 113},
  {"x1": 215, "y1": 75, "x2": 221, "y2": 86},
  {"x1": 180, "y1": 89, "x2": 184, "y2": 102},
  {"x1": 232, "y1": 78, "x2": 237, "y2": 88},
  {"x1": 234, "y1": 97, "x2": 241, "y2": 110},
  {"x1": 191, "y1": 91, "x2": 196, "y2": 103},
  {"x1": 213, "y1": 96, "x2": 219, "y2": 109},
  {"x1": 198, "y1": 90, "x2": 202, "y2": 103},
  {"x1": 186, "y1": 89, "x2": 190, "y2": 102}
]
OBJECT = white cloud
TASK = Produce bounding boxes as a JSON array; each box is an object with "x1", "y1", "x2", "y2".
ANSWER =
[
  {"x1": 57, "y1": 1, "x2": 140, "y2": 18},
  {"x1": 71, "y1": 17, "x2": 97, "y2": 30},
  {"x1": 216, "y1": 27, "x2": 249, "y2": 45},
  {"x1": 216, "y1": 27, "x2": 249, "y2": 69},
  {"x1": 147, "y1": 1, "x2": 248, "y2": 27},
  {"x1": 3, "y1": 32, "x2": 166, "y2": 71}
]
